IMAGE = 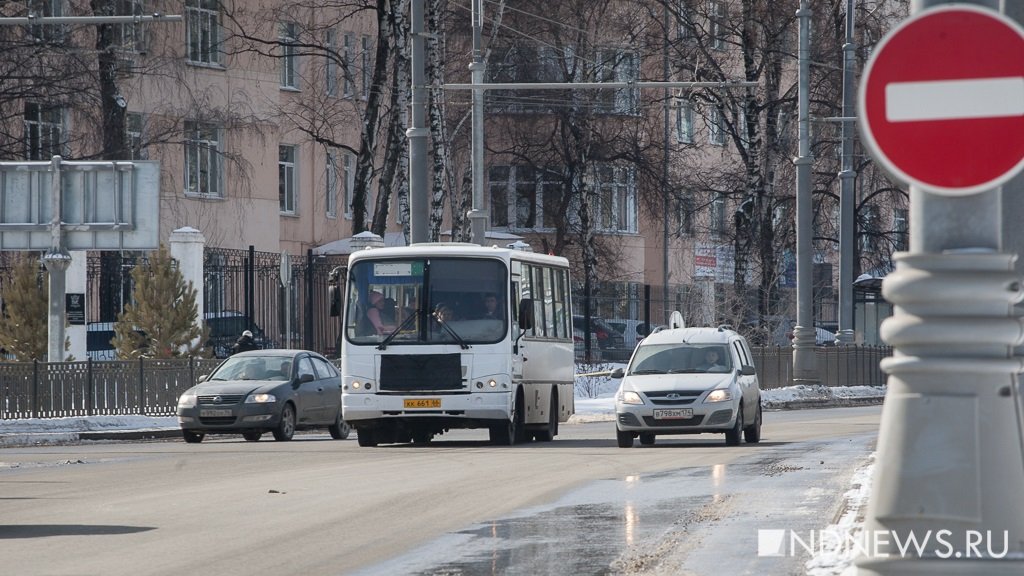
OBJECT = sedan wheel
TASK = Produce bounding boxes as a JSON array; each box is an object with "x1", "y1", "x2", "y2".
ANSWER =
[
  {"x1": 272, "y1": 403, "x2": 296, "y2": 441},
  {"x1": 242, "y1": 431, "x2": 262, "y2": 442},
  {"x1": 182, "y1": 430, "x2": 204, "y2": 444},
  {"x1": 328, "y1": 411, "x2": 351, "y2": 440},
  {"x1": 639, "y1": 433, "x2": 656, "y2": 446}
]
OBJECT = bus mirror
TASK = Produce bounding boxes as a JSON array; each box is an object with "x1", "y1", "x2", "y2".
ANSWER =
[
  {"x1": 329, "y1": 284, "x2": 341, "y2": 317},
  {"x1": 518, "y1": 299, "x2": 534, "y2": 329}
]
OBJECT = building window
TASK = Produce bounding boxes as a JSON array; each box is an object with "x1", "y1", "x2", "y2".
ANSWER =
[
  {"x1": 343, "y1": 33, "x2": 355, "y2": 98},
  {"x1": 326, "y1": 29, "x2": 338, "y2": 97},
  {"x1": 710, "y1": 196, "x2": 726, "y2": 235},
  {"x1": 709, "y1": 106, "x2": 726, "y2": 146},
  {"x1": 126, "y1": 112, "x2": 146, "y2": 159},
  {"x1": 279, "y1": 145, "x2": 297, "y2": 214},
  {"x1": 709, "y1": 1, "x2": 727, "y2": 50},
  {"x1": 860, "y1": 204, "x2": 880, "y2": 254},
  {"x1": 113, "y1": 0, "x2": 147, "y2": 53},
  {"x1": 184, "y1": 121, "x2": 221, "y2": 197},
  {"x1": 675, "y1": 195, "x2": 693, "y2": 236},
  {"x1": 27, "y1": 0, "x2": 67, "y2": 44},
  {"x1": 343, "y1": 153, "x2": 354, "y2": 219},
  {"x1": 23, "y1": 102, "x2": 63, "y2": 160},
  {"x1": 361, "y1": 35, "x2": 373, "y2": 99},
  {"x1": 675, "y1": 98, "x2": 693, "y2": 143},
  {"x1": 894, "y1": 208, "x2": 908, "y2": 251},
  {"x1": 675, "y1": 0, "x2": 694, "y2": 40},
  {"x1": 325, "y1": 151, "x2": 338, "y2": 218},
  {"x1": 280, "y1": 22, "x2": 298, "y2": 89},
  {"x1": 186, "y1": 0, "x2": 221, "y2": 65},
  {"x1": 488, "y1": 166, "x2": 565, "y2": 231},
  {"x1": 595, "y1": 49, "x2": 638, "y2": 114},
  {"x1": 596, "y1": 164, "x2": 637, "y2": 233}
]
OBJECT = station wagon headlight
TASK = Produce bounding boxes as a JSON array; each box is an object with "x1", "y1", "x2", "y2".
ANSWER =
[
  {"x1": 705, "y1": 389, "x2": 732, "y2": 403},
  {"x1": 618, "y1": 390, "x2": 644, "y2": 405},
  {"x1": 177, "y1": 393, "x2": 196, "y2": 408},
  {"x1": 246, "y1": 393, "x2": 277, "y2": 404}
]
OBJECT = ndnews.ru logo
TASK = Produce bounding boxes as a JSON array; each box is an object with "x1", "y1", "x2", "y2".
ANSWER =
[{"x1": 758, "y1": 528, "x2": 1010, "y2": 559}]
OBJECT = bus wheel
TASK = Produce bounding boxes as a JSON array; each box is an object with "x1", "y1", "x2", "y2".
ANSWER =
[
  {"x1": 534, "y1": 392, "x2": 558, "y2": 442},
  {"x1": 357, "y1": 428, "x2": 378, "y2": 447},
  {"x1": 490, "y1": 392, "x2": 524, "y2": 445},
  {"x1": 412, "y1": 427, "x2": 432, "y2": 445}
]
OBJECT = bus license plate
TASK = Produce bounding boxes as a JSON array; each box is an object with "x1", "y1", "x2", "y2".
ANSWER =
[
  {"x1": 404, "y1": 398, "x2": 441, "y2": 409},
  {"x1": 653, "y1": 408, "x2": 692, "y2": 420},
  {"x1": 200, "y1": 409, "x2": 233, "y2": 417}
]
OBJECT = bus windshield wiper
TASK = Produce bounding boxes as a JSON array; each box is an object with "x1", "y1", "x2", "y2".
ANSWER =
[
  {"x1": 437, "y1": 319, "x2": 470, "y2": 350},
  {"x1": 378, "y1": 309, "x2": 420, "y2": 350}
]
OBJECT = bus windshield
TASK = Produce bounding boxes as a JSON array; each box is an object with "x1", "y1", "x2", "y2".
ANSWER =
[{"x1": 345, "y1": 257, "x2": 508, "y2": 346}]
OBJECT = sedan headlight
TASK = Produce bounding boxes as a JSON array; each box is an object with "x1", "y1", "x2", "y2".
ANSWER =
[
  {"x1": 177, "y1": 393, "x2": 196, "y2": 408},
  {"x1": 245, "y1": 393, "x2": 277, "y2": 404},
  {"x1": 705, "y1": 389, "x2": 733, "y2": 403},
  {"x1": 618, "y1": 390, "x2": 644, "y2": 405}
]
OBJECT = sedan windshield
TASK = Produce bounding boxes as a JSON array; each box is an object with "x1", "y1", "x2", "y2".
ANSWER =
[
  {"x1": 210, "y1": 355, "x2": 293, "y2": 381},
  {"x1": 629, "y1": 344, "x2": 732, "y2": 375}
]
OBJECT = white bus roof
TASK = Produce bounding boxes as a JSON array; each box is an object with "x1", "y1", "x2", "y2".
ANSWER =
[{"x1": 346, "y1": 242, "x2": 569, "y2": 267}]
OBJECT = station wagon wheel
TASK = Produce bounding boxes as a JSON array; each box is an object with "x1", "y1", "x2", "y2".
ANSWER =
[
  {"x1": 616, "y1": 428, "x2": 634, "y2": 448},
  {"x1": 744, "y1": 402, "x2": 762, "y2": 444},
  {"x1": 639, "y1": 433, "x2": 655, "y2": 446},
  {"x1": 182, "y1": 430, "x2": 204, "y2": 444},
  {"x1": 242, "y1": 431, "x2": 262, "y2": 442},
  {"x1": 272, "y1": 403, "x2": 296, "y2": 441},
  {"x1": 725, "y1": 402, "x2": 743, "y2": 446},
  {"x1": 328, "y1": 410, "x2": 350, "y2": 440}
]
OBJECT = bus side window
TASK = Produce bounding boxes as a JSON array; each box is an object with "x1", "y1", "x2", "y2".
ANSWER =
[{"x1": 518, "y1": 298, "x2": 534, "y2": 330}]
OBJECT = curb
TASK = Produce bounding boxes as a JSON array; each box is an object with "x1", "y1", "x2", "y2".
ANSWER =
[{"x1": 78, "y1": 428, "x2": 182, "y2": 441}]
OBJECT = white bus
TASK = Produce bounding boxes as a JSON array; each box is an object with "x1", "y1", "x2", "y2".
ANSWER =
[{"x1": 340, "y1": 243, "x2": 575, "y2": 446}]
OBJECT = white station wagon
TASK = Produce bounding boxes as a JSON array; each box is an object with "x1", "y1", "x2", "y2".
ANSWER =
[{"x1": 612, "y1": 322, "x2": 762, "y2": 447}]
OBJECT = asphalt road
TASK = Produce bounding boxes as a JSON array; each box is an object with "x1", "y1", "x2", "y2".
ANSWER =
[{"x1": 0, "y1": 406, "x2": 880, "y2": 576}]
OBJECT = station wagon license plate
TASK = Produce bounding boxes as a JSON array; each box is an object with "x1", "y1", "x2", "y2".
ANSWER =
[
  {"x1": 404, "y1": 398, "x2": 441, "y2": 409},
  {"x1": 653, "y1": 408, "x2": 693, "y2": 420},
  {"x1": 200, "y1": 409, "x2": 233, "y2": 417}
]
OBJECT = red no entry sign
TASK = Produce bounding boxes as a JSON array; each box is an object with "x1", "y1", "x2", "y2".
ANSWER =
[{"x1": 859, "y1": 5, "x2": 1024, "y2": 195}]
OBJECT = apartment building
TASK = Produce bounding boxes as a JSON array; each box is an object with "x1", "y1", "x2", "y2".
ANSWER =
[{"x1": 0, "y1": 0, "x2": 907, "y2": 347}]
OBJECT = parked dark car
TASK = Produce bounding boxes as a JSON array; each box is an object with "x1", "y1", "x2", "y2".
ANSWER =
[
  {"x1": 176, "y1": 349, "x2": 349, "y2": 443},
  {"x1": 572, "y1": 315, "x2": 630, "y2": 362}
]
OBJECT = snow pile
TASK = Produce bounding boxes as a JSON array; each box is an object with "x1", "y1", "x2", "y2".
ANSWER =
[
  {"x1": 805, "y1": 455, "x2": 875, "y2": 576},
  {"x1": 761, "y1": 384, "x2": 886, "y2": 408}
]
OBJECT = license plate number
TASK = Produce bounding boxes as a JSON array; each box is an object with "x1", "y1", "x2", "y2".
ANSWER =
[
  {"x1": 404, "y1": 398, "x2": 441, "y2": 409},
  {"x1": 200, "y1": 409, "x2": 233, "y2": 417},
  {"x1": 653, "y1": 408, "x2": 693, "y2": 420}
]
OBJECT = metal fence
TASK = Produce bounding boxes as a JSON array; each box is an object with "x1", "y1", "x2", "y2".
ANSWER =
[
  {"x1": 85, "y1": 248, "x2": 349, "y2": 358},
  {"x1": 0, "y1": 346, "x2": 890, "y2": 420}
]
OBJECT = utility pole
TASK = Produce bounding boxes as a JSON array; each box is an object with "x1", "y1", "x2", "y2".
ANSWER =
[
  {"x1": 836, "y1": 0, "x2": 856, "y2": 345},
  {"x1": 467, "y1": 0, "x2": 487, "y2": 246},
  {"x1": 408, "y1": 0, "x2": 429, "y2": 244},
  {"x1": 792, "y1": 0, "x2": 819, "y2": 383}
]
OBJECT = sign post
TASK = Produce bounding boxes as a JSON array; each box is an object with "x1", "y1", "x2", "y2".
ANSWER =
[{"x1": 855, "y1": 4, "x2": 1024, "y2": 574}]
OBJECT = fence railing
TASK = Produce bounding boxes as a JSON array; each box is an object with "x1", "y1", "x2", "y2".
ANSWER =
[{"x1": 0, "y1": 346, "x2": 891, "y2": 420}]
